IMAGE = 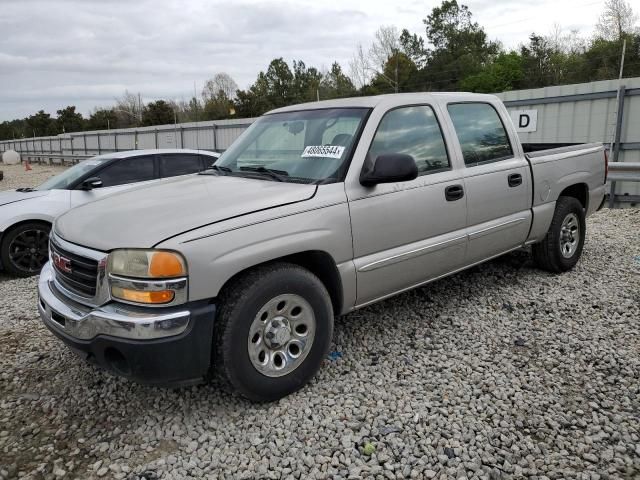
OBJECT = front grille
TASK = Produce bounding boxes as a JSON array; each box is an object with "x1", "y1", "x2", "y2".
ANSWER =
[{"x1": 50, "y1": 241, "x2": 99, "y2": 297}]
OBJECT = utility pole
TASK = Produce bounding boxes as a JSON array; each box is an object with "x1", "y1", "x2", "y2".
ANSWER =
[
  {"x1": 194, "y1": 81, "x2": 200, "y2": 151},
  {"x1": 607, "y1": 39, "x2": 627, "y2": 209},
  {"x1": 394, "y1": 49, "x2": 399, "y2": 94},
  {"x1": 609, "y1": 39, "x2": 626, "y2": 155}
]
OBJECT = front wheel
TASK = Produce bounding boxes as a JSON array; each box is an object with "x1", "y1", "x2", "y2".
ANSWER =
[
  {"x1": 532, "y1": 196, "x2": 586, "y2": 272},
  {"x1": 215, "y1": 263, "x2": 334, "y2": 401},
  {"x1": 0, "y1": 222, "x2": 51, "y2": 277}
]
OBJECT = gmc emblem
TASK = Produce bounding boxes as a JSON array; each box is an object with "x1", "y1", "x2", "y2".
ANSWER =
[{"x1": 52, "y1": 252, "x2": 72, "y2": 274}]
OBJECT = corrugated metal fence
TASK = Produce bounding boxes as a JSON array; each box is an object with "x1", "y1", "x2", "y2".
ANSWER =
[
  {"x1": 496, "y1": 77, "x2": 640, "y2": 204},
  {"x1": 0, "y1": 118, "x2": 255, "y2": 163},
  {"x1": 1, "y1": 78, "x2": 639, "y2": 202}
]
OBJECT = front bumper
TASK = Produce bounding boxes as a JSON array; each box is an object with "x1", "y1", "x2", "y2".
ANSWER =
[{"x1": 38, "y1": 262, "x2": 216, "y2": 386}]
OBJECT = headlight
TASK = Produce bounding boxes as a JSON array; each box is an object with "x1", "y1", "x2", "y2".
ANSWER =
[
  {"x1": 107, "y1": 250, "x2": 187, "y2": 278},
  {"x1": 107, "y1": 249, "x2": 188, "y2": 305}
]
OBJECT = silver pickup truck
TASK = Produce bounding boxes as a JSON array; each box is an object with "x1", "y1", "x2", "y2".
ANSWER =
[{"x1": 38, "y1": 93, "x2": 607, "y2": 401}]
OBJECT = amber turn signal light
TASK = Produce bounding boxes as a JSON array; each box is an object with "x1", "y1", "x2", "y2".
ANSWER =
[{"x1": 111, "y1": 287, "x2": 175, "y2": 304}]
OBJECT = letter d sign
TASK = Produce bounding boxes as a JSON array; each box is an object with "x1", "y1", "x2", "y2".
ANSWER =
[{"x1": 510, "y1": 110, "x2": 537, "y2": 133}]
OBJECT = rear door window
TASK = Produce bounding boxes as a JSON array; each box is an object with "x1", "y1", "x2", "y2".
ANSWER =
[
  {"x1": 96, "y1": 155, "x2": 156, "y2": 187},
  {"x1": 159, "y1": 153, "x2": 206, "y2": 177},
  {"x1": 447, "y1": 103, "x2": 513, "y2": 166}
]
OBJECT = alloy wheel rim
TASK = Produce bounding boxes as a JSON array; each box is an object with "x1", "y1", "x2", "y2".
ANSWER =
[
  {"x1": 8, "y1": 229, "x2": 49, "y2": 273},
  {"x1": 247, "y1": 293, "x2": 316, "y2": 378},
  {"x1": 559, "y1": 213, "x2": 580, "y2": 258}
]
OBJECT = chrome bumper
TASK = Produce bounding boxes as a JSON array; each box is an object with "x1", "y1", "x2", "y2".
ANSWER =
[{"x1": 38, "y1": 262, "x2": 190, "y2": 341}]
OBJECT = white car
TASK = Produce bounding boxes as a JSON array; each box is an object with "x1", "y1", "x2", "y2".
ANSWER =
[{"x1": 0, "y1": 149, "x2": 220, "y2": 277}]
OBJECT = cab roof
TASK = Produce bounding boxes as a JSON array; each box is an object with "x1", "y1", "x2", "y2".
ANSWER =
[{"x1": 267, "y1": 92, "x2": 500, "y2": 114}]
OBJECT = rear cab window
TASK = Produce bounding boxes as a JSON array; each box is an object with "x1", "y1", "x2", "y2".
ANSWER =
[{"x1": 447, "y1": 103, "x2": 513, "y2": 166}]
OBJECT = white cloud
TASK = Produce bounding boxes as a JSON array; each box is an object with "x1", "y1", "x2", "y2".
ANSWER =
[{"x1": 0, "y1": 0, "x2": 604, "y2": 120}]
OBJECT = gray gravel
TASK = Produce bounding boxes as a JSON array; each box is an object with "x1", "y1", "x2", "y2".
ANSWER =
[
  {"x1": 1, "y1": 166, "x2": 639, "y2": 479},
  {"x1": 0, "y1": 163, "x2": 67, "y2": 191}
]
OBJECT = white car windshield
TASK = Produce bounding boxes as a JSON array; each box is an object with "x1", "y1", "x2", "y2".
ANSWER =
[
  {"x1": 211, "y1": 108, "x2": 370, "y2": 184},
  {"x1": 37, "y1": 158, "x2": 109, "y2": 190}
]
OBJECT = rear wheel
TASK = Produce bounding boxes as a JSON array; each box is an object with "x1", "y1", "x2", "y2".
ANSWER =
[
  {"x1": 1, "y1": 222, "x2": 51, "y2": 277},
  {"x1": 215, "y1": 263, "x2": 333, "y2": 401},
  {"x1": 532, "y1": 196, "x2": 586, "y2": 272}
]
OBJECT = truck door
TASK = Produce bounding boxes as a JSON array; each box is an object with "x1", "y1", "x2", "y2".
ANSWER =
[
  {"x1": 445, "y1": 102, "x2": 532, "y2": 264},
  {"x1": 346, "y1": 104, "x2": 468, "y2": 307}
]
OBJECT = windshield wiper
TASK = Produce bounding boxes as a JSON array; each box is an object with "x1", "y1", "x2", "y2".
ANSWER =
[
  {"x1": 200, "y1": 165, "x2": 232, "y2": 176},
  {"x1": 239, "y1": 166, "x2": 289, "y2": 182},
  {"x1": 16, "y1": 187, "x2": 35, "y2": 192}
]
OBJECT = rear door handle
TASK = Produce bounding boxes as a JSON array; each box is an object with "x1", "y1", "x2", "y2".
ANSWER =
[
  {"x1": 445, "y1": 184, "x2": 464, "y2": 201},
  {"x1": 508, "y1": 173, "x2": 522, "y2": 187}
]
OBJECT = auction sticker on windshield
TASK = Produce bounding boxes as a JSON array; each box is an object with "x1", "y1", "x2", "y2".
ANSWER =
[{"x1": 301, "y1": 145, "x2": 345, "y2": 159}]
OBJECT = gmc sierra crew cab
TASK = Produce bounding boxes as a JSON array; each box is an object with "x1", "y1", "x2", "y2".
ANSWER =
[{"x1": 38, "y1": 93, "x2": 607, "y2": 401}]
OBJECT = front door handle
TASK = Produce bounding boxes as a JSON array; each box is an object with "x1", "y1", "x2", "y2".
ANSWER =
[
  {"x1": 445, "y1": 184, "x2": 464, "y2": 201},
  {"x1": 508, "y1": 173, "x2": 522, "y2": 187}
]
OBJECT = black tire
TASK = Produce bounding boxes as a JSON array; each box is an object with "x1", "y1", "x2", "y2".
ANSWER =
[
  {"x1": 215, "y1": 262, "x2": 334, "y2": 402},
  {"x1": 0, "y1": 221, "x2": 51, "y2": 277},
  {"x1": 532, "y1": 196, "x2": 586, "y2": 273}
]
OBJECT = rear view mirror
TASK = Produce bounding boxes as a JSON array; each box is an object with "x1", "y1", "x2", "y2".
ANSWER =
[
  {"x1": 360, "y1": 154, "x2": 418, "y2": 187},
  {"x1": 285, "y1": 121, "x2": 304, "y2": 135},
  {"x1": 81, "y1": 177, "x2": 103, "y2": 190}
]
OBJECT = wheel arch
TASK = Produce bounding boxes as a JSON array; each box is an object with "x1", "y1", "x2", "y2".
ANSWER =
[
  {"x1": 217, "y1": 250, "x2": 344, "y2": 315},
  {"x1": 558, "y1": 183, "x2": 589, "y2": 211},
  {"x1": 0, "y1": 218, "x2": 52, "y2": 244}
]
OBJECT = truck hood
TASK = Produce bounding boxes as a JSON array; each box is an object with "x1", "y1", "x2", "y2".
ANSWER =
[
  {"x1": 0, "y1": 189, "x2": 50, "y2": 207},
  {"x1": 55, "y1": 174, "x2": 317, "y2": 251}
]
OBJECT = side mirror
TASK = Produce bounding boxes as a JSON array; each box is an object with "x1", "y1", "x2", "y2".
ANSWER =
[
  {"x1": 81, "y1": 177, "x2": 103, "y2": 190},
  {"x1": 360, "y1": 153, "x2": 418, "y2": 187}
]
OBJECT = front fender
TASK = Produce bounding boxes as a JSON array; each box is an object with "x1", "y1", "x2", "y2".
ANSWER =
[{"x1": 158, "y1": 202, "x2": 354, "y2": 307}]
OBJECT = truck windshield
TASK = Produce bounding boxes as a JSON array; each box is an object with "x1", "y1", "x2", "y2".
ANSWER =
[
  {"x1": 36, "y1": 157, "x2": 109, "y2": 190},
  {"x1": 211, "y1": 108, "x2": 370, "y2": 184}
]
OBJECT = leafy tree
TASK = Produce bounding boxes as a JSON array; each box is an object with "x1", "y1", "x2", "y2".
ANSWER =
[
  {"x1": 291, "y1": 60, "x2": 323, "y2": 103},
  {"x1": 369, "y1": 52, "x2": 419, "y2": 93},
  {"x1": 399, "y1": 29, "x2": 427, "y2": 67},
  {"x1": 203, "y1": 94, "x2": 234, "y2": 120},
  {"x1": 142, "y1": 100, "x2": 175, "y2": 126},
  {"x1": 56, "y1": 106, "x2": 85, "y2": 133},
  {"x1": 320, "y1": 62, "x2": 357, "y2": 99},
  {"x1": 421, "y1": 0, "x2": 500, "y2": 90},
  {"x1": 0, "y1": 119, "x2": 27, "y2": 140},
  {"x1": 584, "y1": 33, "x2": 640, "y2": 80},
  {"x1": 460, "y1": 52, "x2": 524, "y2": 92},
  {"x1": 88, "y1": 108, "x2": 118, "y2": 130},
  {"x1": 25, "y1": 110, "x2": 57, "y2": 137}
]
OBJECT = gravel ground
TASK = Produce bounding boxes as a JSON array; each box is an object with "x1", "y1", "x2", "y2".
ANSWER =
[
  {"x1": 0, "y1": 163, "x2": 68, "y2": 191},
  {"x1": 0, "y1": 166, "x2": 639, "y2": 480}
]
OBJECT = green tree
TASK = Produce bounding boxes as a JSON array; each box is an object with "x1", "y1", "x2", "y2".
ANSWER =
[
  {"x1": 320, "y1": 62, "x2": 356, "y2": 99},
  {"x1": 369, "y1": 52, "x2": 419, "y2": 93},
  {"x1": 584, "y1": 33, "x2": 640, "y2": 81},
  {"x1": 56, "y1": 105, "x2": 85, "y2": 133},
  {"x1": 0, "y1": 119, "x2": 27, "y2": 140},
  {"x1": 87, "y1": 108, "x2": 118, "y2": 130},
  {"x1": 421, "y1": 0, "x2": 500, "y2": 90},
  {"x1": 142, "y1": 100, "x2": 175, "y2": 126},
  {"x1": 25, "y1": 110, "x2": 57, "y2": 137},
  {"x1": 399, "y1": 29, "x2": 427, "y2": 67},
  {"x1": 460, "y1": 52, "x2": 524, "y2": 92}
]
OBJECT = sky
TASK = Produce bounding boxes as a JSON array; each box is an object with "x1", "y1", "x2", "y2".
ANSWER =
[{"x1": 0, "y1": 0, "x2": 606, "y2": 121}]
